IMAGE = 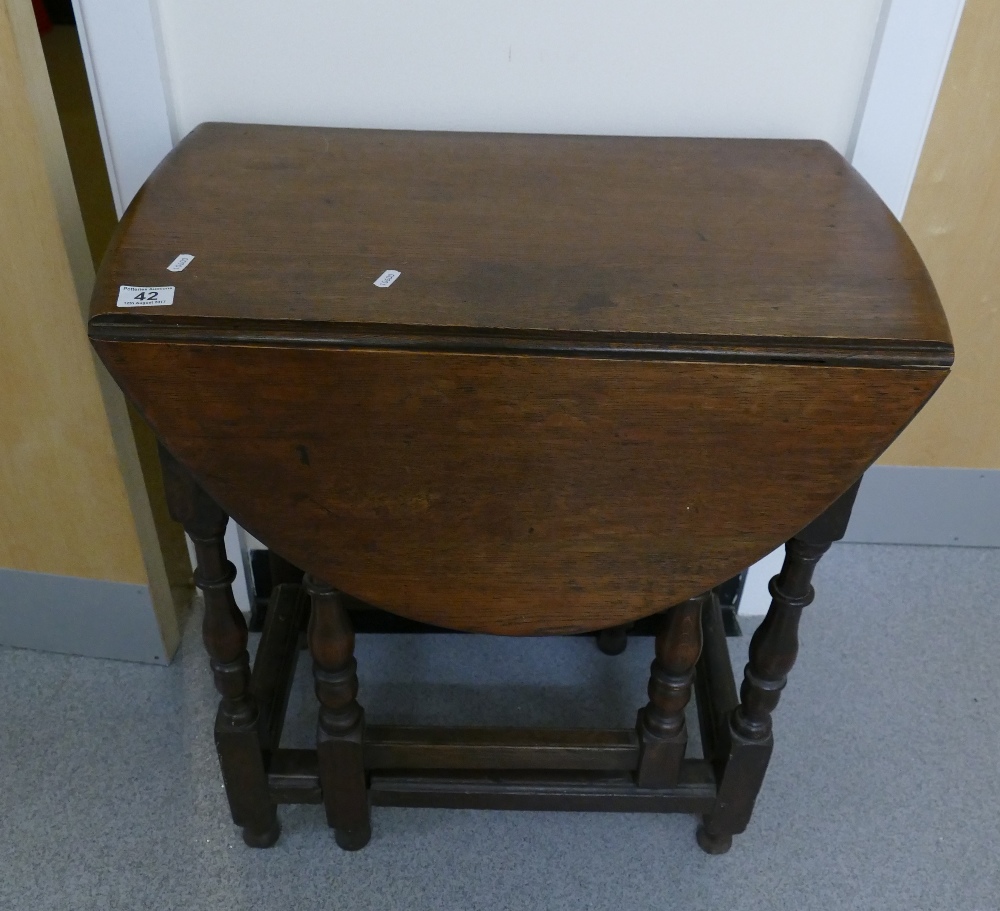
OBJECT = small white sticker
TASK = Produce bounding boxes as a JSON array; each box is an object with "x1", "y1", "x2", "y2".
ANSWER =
[
  {"x1": 167, "y1": 254, "x2": 194, "y2": 272},
  {"x1": 374, "y1": 270, "x2": 401, "y2": 288},
  {"x1": 116, "y1": 285, "x2": 175, "y2": 307}
]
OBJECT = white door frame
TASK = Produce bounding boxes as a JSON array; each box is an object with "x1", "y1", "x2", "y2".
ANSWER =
[
  {"x1": 71, "y1": 0, "x2": 968, "y2": 615},
  {"x1": 851, "y1": 0, "x2": 967, "y2": 218},
  {"x1": 74, "y1": 0, "x2": 966, "y2": 219}
]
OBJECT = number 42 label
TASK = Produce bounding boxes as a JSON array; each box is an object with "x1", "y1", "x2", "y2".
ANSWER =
[{"x1": 116, "y1": 285, "x2": 175, "y2": 308}]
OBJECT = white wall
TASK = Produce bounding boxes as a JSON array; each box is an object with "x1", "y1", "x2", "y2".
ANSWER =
[{"x1": 152, "y1": 0, "x2": 885, "y2": 153}]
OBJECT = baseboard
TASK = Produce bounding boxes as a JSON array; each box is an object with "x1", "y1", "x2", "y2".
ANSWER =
[
  {"x1": 843, "y1": 465, "x2": 1000, "y2": 547},
  {"x1": 0, "y1": 568, "x2": 171, "y2": 664},
  {"x1": 740, "y1": 466, "x2": 1000, "y2": 615}
]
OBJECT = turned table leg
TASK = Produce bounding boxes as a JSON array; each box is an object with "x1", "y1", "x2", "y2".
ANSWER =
[
  {"x1": 158, "y1": 444, "x2": 279, "y2": 848},
  {"x1": 697, "y1": 480, "x2": 861, "y2": 854},
  {"x1": 636, "y1": 592, "x2": 709, "y2": 788},
  {"x1": 305, "y1": 576, "x2": 371, "y2": 850}
]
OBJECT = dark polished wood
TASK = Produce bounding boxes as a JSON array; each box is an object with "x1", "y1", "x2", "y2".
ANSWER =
[
  {"x1": 364, "y1": 726, "x2": 640, "y2": 771},
  {"x1": 367, "y1": 767, "x2": 718, "y2": 815},
  {"x1": 697, "y1": 483, "x2": 859, "y2": 853},
  {"x1": 694, "y1": 594, "x2": 740, "y2": 775},
  {"x1": 266, "y1": 749, "x2": 718, "y2": 814},
  {"x1": 158, "y1": 443, "x2": 279, "y2": 848},
  {"x1": 734, "y1": 537, "x2": 828, "y2": 742},
  {"x1": 90, "y1": 124, "x2": 950, "y2": 636},
  {"x1": 636, "y1": 593, "x2": 708, "y2": 788},
  {"x1": 97, "y1": 344, "x2": 943, "y2": 635},
  {"x1": 90, "y1": 126, "x2": 952, "y2": 853},
  {"x1": 250, "y1": 583, "x2": 307, "y2": 753},
  {"x1": 92, "y1": 125, "x2": 949, "y2": 350},
  {"x1": 305, "y1": 576, "x2": 371, "y2": 850}
]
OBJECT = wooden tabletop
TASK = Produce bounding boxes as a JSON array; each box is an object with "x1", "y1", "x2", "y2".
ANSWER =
[
  {"x1": 89, "y1": 124, "x2": 953, "y2": 634},
  {"x1": 91, "y1": 123, "x2": 951, "y2": 365}
]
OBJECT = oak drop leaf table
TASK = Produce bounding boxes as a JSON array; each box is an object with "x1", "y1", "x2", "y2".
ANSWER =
[{"x1": 88, "y1": 123, "x2": 952, "y2": 853}]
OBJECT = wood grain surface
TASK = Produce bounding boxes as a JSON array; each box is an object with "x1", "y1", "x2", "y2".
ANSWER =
[
  {"x1": 90, "y1": 123, "x2": 951, "y2": 360},
  {"x1": 89, "y1": 126, "x2": 952, "y2": 635},
  {"x1": 94, "y1": 340, "x2": 944, "y2": 634}
]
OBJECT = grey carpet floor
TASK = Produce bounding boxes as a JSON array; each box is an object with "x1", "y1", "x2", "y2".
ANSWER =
[{"x1": 1, "y1": 543, "x2": 999, "y2": 910}]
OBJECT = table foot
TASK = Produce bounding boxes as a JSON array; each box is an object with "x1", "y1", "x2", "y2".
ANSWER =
[
  {"x1": 596, "y1": 625, "x2": 629, "y2": 655},
  {"x1": 334, "y1": 823, "x2": 372, "y2": 851},
  {"x1": 242, "y1": 817, "x2": 281, "y2": 849},
  {"x1": 696, "y1": 822, "x2": 732, "y2": 855}
]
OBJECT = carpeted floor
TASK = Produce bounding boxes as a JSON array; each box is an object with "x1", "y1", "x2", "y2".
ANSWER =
[{"x1": 1, "y1": 542, "x2": 998, "y2": 910}]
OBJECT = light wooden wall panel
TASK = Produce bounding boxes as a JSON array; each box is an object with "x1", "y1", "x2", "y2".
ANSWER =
[
  {"x1": 0, "y1": 0, "x2": 179, "y2": 654},
  {"x1": 884, "y1": 0, "x2": 1000, "y2": 469}
]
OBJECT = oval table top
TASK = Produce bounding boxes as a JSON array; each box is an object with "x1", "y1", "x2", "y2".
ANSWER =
[{"x1": 89, "y1": 124, "x2": 952, "y2": 634}]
